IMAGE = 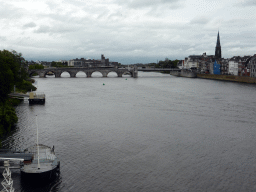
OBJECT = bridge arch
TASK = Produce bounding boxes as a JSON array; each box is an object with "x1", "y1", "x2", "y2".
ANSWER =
[
  {"x1": 60, "y1": 71, "x2": 73, "y2": 77},
  {"x1": 28, "y1": 70, "x2": 37, "y2": 77},
  {"x1": 106, "y1": 71, "x2": 118, "y2": 77},
  {"x1": 91, "y1": 71, "x2": 104, "y2": 77},
  {"x1": 122, "y1": 71, "x2": 132, "y2": 77},
  {"x1": 75, "y1": 71, "x2": 87, "y2": 77},
  {"x1": 44, "y1": 70, "x2": 57, "y2": 77}
]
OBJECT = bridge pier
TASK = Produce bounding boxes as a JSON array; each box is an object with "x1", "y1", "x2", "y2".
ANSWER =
[
  {"x1": 70, "y1": 72, "x2": 76, "y2": 78},
  {"x1": 102, "y1": 72, "x2": 108, "y2": 77},
  {"x1": 55, "y1": 72, "x2": 61, "y2": 78},
  {"x1": 39, "y1": 72, "x2": 45, "y2": 78},
  {"x1": 117, "y1": 72, "x2": 122, "y2": 77},
  {"x1": 86, "y1": 72, "x2": 92, "y2": 78},
  {"x1": 128, "y1": 65, "x2": 138, "y2": 78},
  {"x1": 133, "y1": 65, "x2": 138, "y2": 78}
]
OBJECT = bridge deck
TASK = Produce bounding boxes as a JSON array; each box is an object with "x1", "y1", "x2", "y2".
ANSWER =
[{"x1": 138, "y1": 68, "x2": 180, "y2": 72}]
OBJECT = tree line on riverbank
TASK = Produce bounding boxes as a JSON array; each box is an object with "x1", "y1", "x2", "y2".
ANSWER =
[
  {"x1": 147, "y1": 58, "x2": 179, "y2": 68},
  {"x1": 28, "y1": 61, "x2": 71, "y2": 69},
  {"x1": 0, "y1": 50, "x2": 36, "y2": 143}
]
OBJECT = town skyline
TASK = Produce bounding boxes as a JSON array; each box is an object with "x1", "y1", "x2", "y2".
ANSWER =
[{"x1": 1, "y1": 0, "x2": 255, "y2": 64}]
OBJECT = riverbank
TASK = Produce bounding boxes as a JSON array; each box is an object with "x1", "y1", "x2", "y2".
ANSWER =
[
  {"x1": 197, "y1": 74, "x2": 256, "y2": 84},
  {"x1": 0, "y1": 83, "x2": 36, "y2": 147},
  {"x1": 170, "y1": 70, "x2": 197, "y2": 78}
]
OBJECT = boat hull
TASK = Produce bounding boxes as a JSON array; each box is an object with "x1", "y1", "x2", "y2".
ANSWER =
[
  {"x1": 21, "y1": 144, "x2": 60, "y2": 183},
  {"x1": 28, "y1": 99, "x2": 45, "y2": 105},
  {"x1": 21, "y1": 162, "x2": 60, "y2": 183}
]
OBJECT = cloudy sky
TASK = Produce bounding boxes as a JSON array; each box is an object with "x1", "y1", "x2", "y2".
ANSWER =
[{"x1": 1, "y1": 0, "x2": 256, "y2": 64}]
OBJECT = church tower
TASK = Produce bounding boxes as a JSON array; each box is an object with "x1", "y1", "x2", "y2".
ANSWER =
[{"x1": 215, "y1": 31, "x2": 222, "y2": 59}]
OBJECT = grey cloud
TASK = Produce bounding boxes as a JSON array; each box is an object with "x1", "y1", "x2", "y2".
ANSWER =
[
  {"x1": 34, "y1": 25, "x2": 51, "y2": 33},
  {"x1": 34, "y1": 24, "x2": 80, "y2": 34},
  {"x1": 0, "y1": 2, "x2": 25, "y2": 20},
  {"x1": 0, "y1": 36, "x2": 7, "y2": 41},
  {"x1": 115, "y1": 0, "x2": 182, "y2": 9},
  {"x1": 23, "y1": 22, "x2": 37, "y2": 29},
  {"x1": 190, "y1": 17, "x2": 209, "y2": 25},
  {"x1": 62, "y1": 0, "x2": 88, "y2": 7},
  {"x1": 107, "y1": 12, "x2": 124, "y2": 20},
  {"x1": 236, "y1": 0, "x2": 256, "y2": 6}
]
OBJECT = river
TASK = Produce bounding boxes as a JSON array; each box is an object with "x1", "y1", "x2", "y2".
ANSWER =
[{"x1": 2, "y1": 71, "x2": 256, "y2": 191}]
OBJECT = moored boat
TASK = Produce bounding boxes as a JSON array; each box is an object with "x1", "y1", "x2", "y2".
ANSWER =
[
  {"x1": 28, "y1": 92, "x2": 45, "y2": 105},
  {"x1": 20, "y1": 144, "x2": 60, "y2": 182}
]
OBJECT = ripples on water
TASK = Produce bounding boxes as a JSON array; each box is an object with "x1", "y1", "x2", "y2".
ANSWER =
[{"x1": 1, "y1": 72, "x2": 256, "y2": 191}]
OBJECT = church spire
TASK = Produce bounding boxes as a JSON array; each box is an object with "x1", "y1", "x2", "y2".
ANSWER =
[
  {"x1": 216, "y1": 31, "x2": 220, "y2": 47},
  {"x1": 215, "y1": 31, "x2": 222, "y2": 59}
]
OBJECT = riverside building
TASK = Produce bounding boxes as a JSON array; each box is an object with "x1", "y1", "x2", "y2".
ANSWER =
[{"x1": 68, "y1": 54, "x2": 118, "y2": 67}]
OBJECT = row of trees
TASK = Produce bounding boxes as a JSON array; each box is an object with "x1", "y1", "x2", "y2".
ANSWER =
[
  {"x1": 29, "y1": 61, "x2": 69, "y2": 69},
  {"x1": 29, "y1": 63, "x2": 44, "y2": 70},
  {"x1": 147, "y1": 58, "x2": 179, "y2": 69},
  {"x1": 158, "y1": 59, "x2": 179, "y2": 68},
  {"x1": 0, "y1": 50, "x2": 36, "y2": 141},
  {"x1": 51, "y1": 61, "x2": 67, "y2": 67}
]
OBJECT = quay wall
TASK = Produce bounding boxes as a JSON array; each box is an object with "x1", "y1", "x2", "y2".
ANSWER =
[
  {"x1": 170, "y1": 70, "x2": 197, "y2": 78},
  {"x1": 197, "y1": 74, "x2": 256, "y2": 84},
  {"x1": 169, "y1": 71, "x2": 180, "y2": 77}
]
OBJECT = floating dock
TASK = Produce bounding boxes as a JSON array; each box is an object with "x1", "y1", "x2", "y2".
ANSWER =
[{"x1": 28, "y1": 92, "x2": 45, "y2": 104}]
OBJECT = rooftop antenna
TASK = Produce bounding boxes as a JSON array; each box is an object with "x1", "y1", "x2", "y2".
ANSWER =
[{"x1": 36, "y1": 115, "x2": 40, "y2": 170}]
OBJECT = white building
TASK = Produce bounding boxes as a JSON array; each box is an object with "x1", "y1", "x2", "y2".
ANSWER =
[
  {"x1": 228, "y1": 59, "x2": 239, "y2": 76},
  {"x1": 184, "y1": 55, "x2": 201, "y2": 69}
]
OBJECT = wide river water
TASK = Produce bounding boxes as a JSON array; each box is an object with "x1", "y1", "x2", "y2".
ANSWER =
[{"x1": 2, "y1": 71, "x2": 256, "y2": 191}]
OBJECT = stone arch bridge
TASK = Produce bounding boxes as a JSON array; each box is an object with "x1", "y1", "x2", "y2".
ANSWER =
[{"x1": 28, "y1": 66, "x2": 138, "y2": 78}]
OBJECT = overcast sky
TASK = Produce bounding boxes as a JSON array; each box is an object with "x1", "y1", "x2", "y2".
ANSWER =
[{"x1": 1, "y1": 0, "x2": 256, "y2": 64}]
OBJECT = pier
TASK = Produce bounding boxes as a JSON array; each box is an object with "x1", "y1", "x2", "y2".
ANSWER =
[{"x1": 8, "y1": 93, "x2": 29, "y2": 99}]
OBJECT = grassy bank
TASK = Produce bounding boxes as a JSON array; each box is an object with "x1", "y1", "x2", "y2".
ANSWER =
[{"x1": 197, "y1": 74, "x2": 256, "y2": 84}]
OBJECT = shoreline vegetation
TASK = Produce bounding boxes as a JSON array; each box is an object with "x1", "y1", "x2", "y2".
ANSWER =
[
  {"x1": 197, "y1": 74, "x2": 256, "y2": 84},
  {"x1": 0, "y1": 50, "x2": 36, "y2": 147}
]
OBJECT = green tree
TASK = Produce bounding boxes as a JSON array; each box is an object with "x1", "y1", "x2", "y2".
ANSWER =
[
  {"x1": 0, "y1": 51, "x2": 15, "y2": 104},
  {"x1": 51, "y1": 61, "x2": 64, "y2": 67},
  {"x1": 0, "y1": 49, "x2": 36, "y2": 140},
  {"x1": 29, "y1": 63, "x2": 44, "y2": 70}
]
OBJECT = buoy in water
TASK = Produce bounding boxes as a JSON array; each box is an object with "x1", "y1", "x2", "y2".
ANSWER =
[{"x1": 103, "y1": 83, "x2": 105, "y2": 85}]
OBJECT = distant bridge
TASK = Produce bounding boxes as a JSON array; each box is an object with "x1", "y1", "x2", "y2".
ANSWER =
[
  {"x1": 28, "y1": 66, "x2": 182, "y2": 78},
  {"x1": 28, "y1": 66, "x2": 138, "y2": 78}
]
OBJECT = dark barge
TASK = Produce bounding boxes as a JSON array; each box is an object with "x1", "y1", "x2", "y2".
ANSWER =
[
  {"x1": 0, "y1": 145, "x2": 60, "y2": 183},
  {"x1": 20, "y1": 144, "x2": 60, "y2": 182}
]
